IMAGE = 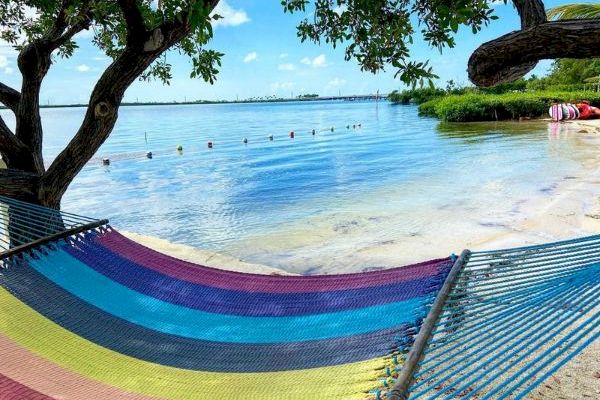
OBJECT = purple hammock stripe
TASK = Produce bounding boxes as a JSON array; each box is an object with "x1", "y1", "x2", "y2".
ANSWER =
[
  {"x1": 65, "y1": 235, "x2": 451, "y2": 316},
  {"x1": 96, "y1": 228, "x2": 450, "y2": 293},
  {"x1": 2, "y1": 260, "x2": 420, "y2": 371}
]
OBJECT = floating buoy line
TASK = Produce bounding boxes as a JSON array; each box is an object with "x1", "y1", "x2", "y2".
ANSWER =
[{"x1": 92, "y1": 123, "x2": 364, "y2": 166}]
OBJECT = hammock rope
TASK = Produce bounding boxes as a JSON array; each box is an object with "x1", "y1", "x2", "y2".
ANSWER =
[
  {"x1": 0, "y1": 195, "x2": 598, "y2": 399},
  {"x1": 391, "y1": 235, "x2": 600, "y2": 400}
]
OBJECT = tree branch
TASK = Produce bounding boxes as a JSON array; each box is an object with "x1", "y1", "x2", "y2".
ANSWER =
[
  {"x1": 0, "y1": 115, "x2": 31, "y2": 171},
  {"x1": 41, "y1": 1, "x2": 221, "y2": 205},
  {"x1": 46, "y1": 0, "x2": 71, "y2": 41},
  {"x1": 513, "y1": 0, "x2": 547, "y2": 28},
  {"x1": 468, "y1": 18, "x2": 600, "y2": 86},
  {"x1": 117, "y1": 0, "x2": 148, "y2": 44},
  {"x1": 468, "y1": 0, "x2": 548, "y2": 86},
  {"x1": 48, "y1": 1, "x2": 92, "y2": 50},
  {"x1": 0, "y1": 82, "x2": 21, "y2": 113},
  {"x1": 0, "y1": 116, "x2": 21, "y2": 151}
]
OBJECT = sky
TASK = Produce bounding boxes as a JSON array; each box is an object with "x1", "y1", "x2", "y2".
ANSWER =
[{"x1": 0, "y1": 0, "x2": 589, "y2": 104}]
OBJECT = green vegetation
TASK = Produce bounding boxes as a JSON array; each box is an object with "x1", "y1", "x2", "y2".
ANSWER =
[
  {"x1": 392, "y1": 58, "x2": 600, "y2": 122},
  {"x1": 547, "y1": 3, "x2": 600, "y2": 20},
  {"x1": 419, "y1": 92, "x2": 600, "y2": 122},
  {"x1": 388, "y1": 88, "x2": 447, "y2": 105}
]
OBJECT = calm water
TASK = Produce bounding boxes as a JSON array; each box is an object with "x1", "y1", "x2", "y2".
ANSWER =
[{"x1": 2, "y1": 101, "x2": 596, "y2": 273}]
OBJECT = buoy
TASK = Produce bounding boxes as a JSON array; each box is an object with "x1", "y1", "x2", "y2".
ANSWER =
[
  {"x1": 102, "y1": 158, "x2": 110, "y2": 166},
  {"x1": 290, "y1": 131, "x2": 295, "y2": 139},
  {"x1": 176, "y1": 145, "x2": 183, "y2": 151},
  {"x1": 146, "y1": 151, "x2": 153, "y2": 159},
  {"x1": 243, "y1": 138, "x2": 248, "y2": 144},
  {"x1": 268, "y1": 134, "x2": 274, "y2": 141},
  {"x1": 207, "y1": 141, "x2": 213, "y2": 149},
  {"x1": 312, "y1": 129, "x2": 316, "y2": 135}
]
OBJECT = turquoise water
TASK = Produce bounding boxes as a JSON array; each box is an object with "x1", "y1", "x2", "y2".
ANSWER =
[{"x1": 2, "y1": 101, "x2": 596, "y2": 272}]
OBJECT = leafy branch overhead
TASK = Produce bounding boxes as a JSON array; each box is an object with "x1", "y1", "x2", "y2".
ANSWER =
[
  {"x1": 0, "y1": 0, "x2": 224, "y2": 85},
  {"x1": 282, "y1": 0, "x2": 501, "y2": 86}
]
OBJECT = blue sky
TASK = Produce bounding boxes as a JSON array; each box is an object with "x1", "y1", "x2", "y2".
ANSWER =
[{"x1": 0, "y1": 0, "x2": 586, "y2": 104}]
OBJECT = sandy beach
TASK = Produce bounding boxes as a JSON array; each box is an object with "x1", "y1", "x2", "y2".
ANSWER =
[{"x1": 122, "y1": 119, "x2": 600, "y2": 399}]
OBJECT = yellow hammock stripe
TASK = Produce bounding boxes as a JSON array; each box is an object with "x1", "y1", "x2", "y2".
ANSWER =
[{"x1": 0, "y1": 288, "x2": 389, "y2": 399}]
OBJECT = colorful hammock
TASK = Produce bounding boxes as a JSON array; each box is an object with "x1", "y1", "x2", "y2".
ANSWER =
[{"x1": 0, "y1": 196, "x2": 598, "y2": 399}]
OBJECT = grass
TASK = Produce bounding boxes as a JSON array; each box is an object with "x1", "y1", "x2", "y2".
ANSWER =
[{"x1": 418, "y1": 91, "x2": 600, "y2": 122}]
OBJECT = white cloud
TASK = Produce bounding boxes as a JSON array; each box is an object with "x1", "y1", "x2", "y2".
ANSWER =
[
  {"x1": 278, "y1": 63, "x2": 296, "y2": 71},
  {"x1": 300, "y1": 54, "x2": 328, "y2": 68},
  {"x1": 76, "y1": 64, "x2": 90, "y2": 72},
  {"x1": 279, "y1": 53, "x2": 289, "y2": 59},
  {"x1": 327, "y1": 78, "x2": 346, "y2": 87},
  {"x1": 243, "y1": 52, "x2": 257, "y2": 63},
  {"x1": 211, "y1": 1, "x2": 250, "y2": 28},
  {"x1": 312, "y1": 54, "x2": 327, "y2": 67},
  {"x1": 270, "y1": 81, "x2": 295, "y2": 91}
]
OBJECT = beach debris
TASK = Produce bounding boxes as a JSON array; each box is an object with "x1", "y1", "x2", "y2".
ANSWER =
[
  {"x1": 176, "y1": 144, "x2": 183, "y2": 151},
  {"x1": 146, "y1": 152, "x2": 153, "y2": 159},
  {"x1": 243, "y1": 138, "x2": 248, "y2": 144},
  {"x1": 102, "y1": 157, "x2": 110, "y2": 166},
  {"x1": 290, "y1": 131, "x2": 295, "y2": 139},
  {"x1": 207, "y1": 141, "x2": 213, "y2": 149}
]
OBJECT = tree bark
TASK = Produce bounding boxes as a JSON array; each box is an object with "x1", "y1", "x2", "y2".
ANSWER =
[
  {"x1": 468, "y1": 19, "x2": 600, "y2": 86},
  {"x1": 14, "y1": 43, "x2": 51, "y2": 174},
  {"x1": 0, "y1": 169, "x2": 40, "y2": 204}
]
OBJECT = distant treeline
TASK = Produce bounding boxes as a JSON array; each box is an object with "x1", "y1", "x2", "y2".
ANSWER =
[{"x1": 13, "y1": 95, "x2": 370, "y2": 110}]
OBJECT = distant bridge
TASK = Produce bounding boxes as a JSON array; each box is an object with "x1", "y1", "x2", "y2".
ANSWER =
[{"x1": 311, "y1": 94, "x2": 388, "y2": 101}]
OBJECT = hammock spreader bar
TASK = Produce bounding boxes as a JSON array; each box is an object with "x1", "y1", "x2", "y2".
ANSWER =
[
  {"x1": 0, "y1": 195, "x2": 108, "y2": 261},
  {"x1": 389, "y1": 249, "x2": 471, "y2": 400}
]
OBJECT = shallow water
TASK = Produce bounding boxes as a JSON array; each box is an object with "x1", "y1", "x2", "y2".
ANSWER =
[{"x1": 2, "y1": 101, "x2": 597, "y2": 273}]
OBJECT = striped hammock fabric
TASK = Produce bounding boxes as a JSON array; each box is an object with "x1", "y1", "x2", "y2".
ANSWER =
[{"x1": 0, "y1": 226, "x2": 453, "y2": 400}]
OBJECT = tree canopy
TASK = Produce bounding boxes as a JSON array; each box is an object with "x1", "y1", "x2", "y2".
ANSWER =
[{"x1": 0, "y1": 0, "x2": 599, "y2": 207}]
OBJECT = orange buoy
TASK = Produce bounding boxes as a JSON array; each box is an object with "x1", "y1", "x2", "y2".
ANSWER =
[
  {"x1": 208, "y1": 141, "x2": 213, "y2": 149},
  {"x1": 290, "y1": 131, "x2": 295, "y2": 139}
]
